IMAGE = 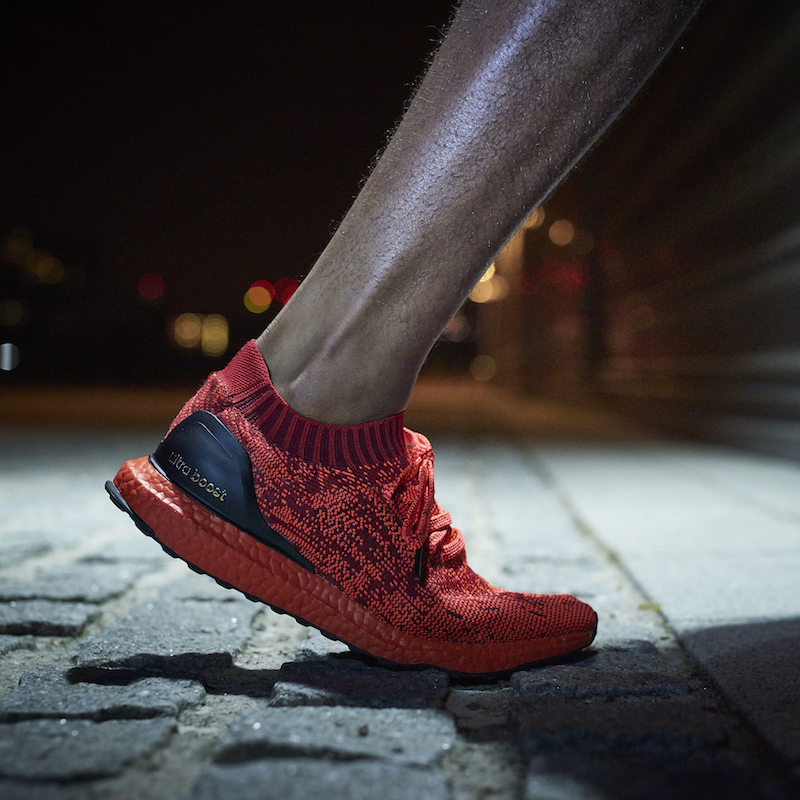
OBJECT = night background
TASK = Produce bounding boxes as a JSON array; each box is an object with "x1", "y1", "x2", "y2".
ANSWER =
[
  {"x1": 4, "y1": 0, "x2": 800, "y2": 462},
  {"x1": 0, "y1": 2, "x2": 457, "y2": 383}
]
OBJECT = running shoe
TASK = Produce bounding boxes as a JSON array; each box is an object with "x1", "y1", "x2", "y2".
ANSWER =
[{"x1": 107, "y1": 341, "x2": 597, "y2": 675}]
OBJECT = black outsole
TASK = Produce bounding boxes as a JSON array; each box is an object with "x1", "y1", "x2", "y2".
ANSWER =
[{"x1": 104, "y1": 479, "x2": 580, "y2": 679}]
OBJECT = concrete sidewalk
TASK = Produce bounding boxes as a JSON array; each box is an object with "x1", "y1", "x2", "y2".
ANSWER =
[{"x1": 0, "y1": 399, "x2": 798, "y2": 799}]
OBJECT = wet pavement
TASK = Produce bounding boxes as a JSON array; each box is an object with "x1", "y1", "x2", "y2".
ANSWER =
[{"x1": 1, "y1": 390, "x2": 799, "y2": 799}]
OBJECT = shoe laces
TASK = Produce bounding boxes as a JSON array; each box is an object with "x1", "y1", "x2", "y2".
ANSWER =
[{"x1": 394, "y1": 448, "x2": 465, "y2": 566}]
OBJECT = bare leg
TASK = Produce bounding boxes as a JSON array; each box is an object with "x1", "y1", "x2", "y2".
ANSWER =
[{"x1": 258, "y1": 0, "x2": 702, "y2": 424}]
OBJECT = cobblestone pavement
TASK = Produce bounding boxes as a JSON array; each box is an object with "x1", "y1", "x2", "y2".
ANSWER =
[{"x1": 1, "y1": 422, "x2": 799, "y2": 799}]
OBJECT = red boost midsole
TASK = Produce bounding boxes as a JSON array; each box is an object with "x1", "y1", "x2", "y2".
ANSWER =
[{"x1": 114, "y1": 457, "x2": 593, "y2": 674}]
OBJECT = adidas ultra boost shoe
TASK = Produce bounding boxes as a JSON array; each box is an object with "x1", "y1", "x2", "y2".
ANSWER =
[{"x1": 107, "y1": 341, "x2": 597, "y2": 674}]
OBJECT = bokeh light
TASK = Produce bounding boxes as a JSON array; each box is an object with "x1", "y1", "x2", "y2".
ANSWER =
[
  {"x1": 275, "y1": 277, "x2": 299, "y2": 305},
  {"x1": 470, "y1": 354, "x2": 497, "y2": 382},
  {"x1": 25, "y1": 250, "x2": 65, "y2": 284},
  {"x1": 470, "y1": 264, "x2": 495, "y2": 303},
  {"x1": 172, "y1": 313, "x2": 228, "y2": 357},
  {"x1": 244, "y1": 280, "x2": 274, "y2": 314},
  {"x1": 0, "y1": 343, "x2": 20, "y2": 371},
  {"x1": 549, "y1": 219, "x2": 575, "y2": 246},
  {"x1": 138, "y1": 272, "x2": 165, "y2": 300},
  {"x1": 469, "y1": 264, "x2": 509, "y2": 304},
  {"x1": 0, "y1": 300, "x2": 24, "y2": 327},
  {"x1": 201, "y1": 314, "x2": 229, "y2": 358},
  {"x1": 523, "y1": 207, "x2": 545, "y2": 229},
  {"x1": 470, "y1": 281, "x2": 494, "y2": 303},
  {"x1": 5, "y1": 230, "x2": 34, "y2": 265},
  {"x1": 441, "y1": 310, "x2": 470, "y2": 342},
  {"x1": 6, "y1": 233, "x2": 67, "y2": 284},
  {"x1": 173, "y1": 313, "x2": 203, "y2": 348},
  {"x1": 6, "y1": 231, "x2": 65, "y2": 284}
]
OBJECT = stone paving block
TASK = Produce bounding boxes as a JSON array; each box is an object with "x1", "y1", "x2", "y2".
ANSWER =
[
  {"x1": 0, "y1": 717, "x2": 175, "y2": 780},
  {"x1": 293, "y1": 628, "x2": 351, "y2": 661},
  {"x1": 446, "y1": 684, "x2": 518, "y2": 730},
  {"x1": 552, "y1": 643, "x2": 691, "y2": 676},
  {"x1": 499, "y1": 556, "x2": 618, "y2": 600},
  {"x1": 0, "y1": 561, "x2": 151, "y2": 603},
  {"x1": 268, "y1": 659, "x2": 448, "y2": 709},
  {"x1": 0, "y1": 634, "x2": 35, "y2": 657},
  {"x1": 0, "y1": 780, "x2": 90, "y2": 800},
  {"x1": 524, "y1": 753, "x2": 798, "y2": 800},
  {"x1": 510, "y1": 663, "x2": 689, "y2": 701},
  {"x1": 682, "y1": 619, "x2": 800, "y2": 771},
  {"x1": 590, "y1": 600, "x2": 673, "y2": 649},
  {"x1": 525, "y1": 760, "x2": 607, "y2": 800},
  {"x1": 214, "y1": 707, "x2": 456, "y2": 767},
  {"x1": 535, "y1": 444, "x2": 800, "y2": 555},
  {"x1": 80, "y1": 538, "x2": 167, "y2": 563},
  {"x1": 160, "y1": 574, "x2": 248, "y2": 602},
  {"x1": 0, "y1": 517, "x2": 93, "y2": 549},
  {"x1": 470, "y1": 444, "x2": 590, "y2": 562},
  {"x1": 670, "y1": 446, "x2": 800, "y2": 520},
  {"x1": 191, "y1": 759, "x2": 449, "y2": 800},
  {"x1": 516, "y1": 696, "x2": 729, "y2": 755},
  {"x1": 447, "y1": 643, "x2": 693, "y2": 732},
  {"x1": 0, "y1": 600, "x2": 100, "y2": 636},
  {"x1": 0, "y1": 665, "x2": 205, "y2": 722},
  {"x1": 623, "y1": 551, "x2": 800, "y2": 627},
  {"x1": 0, "y1": 538, "x2": 51, "y2": 570},
  {"x1": 74, "y1": 597, "x2": 258, "y2": 671}
]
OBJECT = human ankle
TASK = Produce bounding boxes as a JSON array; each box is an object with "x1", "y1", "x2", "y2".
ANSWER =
[{"x1": 255, "y1": 331, "x2": 414, "y2": 426}]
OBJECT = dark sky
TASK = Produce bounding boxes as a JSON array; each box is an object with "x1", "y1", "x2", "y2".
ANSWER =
[{"x1": 1, "y1": 3, "x2": 456, "y2": 313}]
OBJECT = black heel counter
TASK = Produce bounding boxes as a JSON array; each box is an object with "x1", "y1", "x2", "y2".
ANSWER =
[{"x1": 151, "y1": 410, "x2": 314, "y2": 572}]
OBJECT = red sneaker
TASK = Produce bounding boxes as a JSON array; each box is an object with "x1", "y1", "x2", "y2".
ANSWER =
[{"x1": 107, "y1": 341, "x2": 596, "y2": 674}]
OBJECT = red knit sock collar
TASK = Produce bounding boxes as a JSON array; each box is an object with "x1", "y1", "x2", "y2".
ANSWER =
[{"x1": 219, "y1": 341, "x2": 407, "y2": 469}]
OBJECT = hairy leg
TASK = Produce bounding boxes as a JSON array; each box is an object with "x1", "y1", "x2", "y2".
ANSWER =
[{"x1": 258, "y1": 0, "x2": 702, "y2": 424}]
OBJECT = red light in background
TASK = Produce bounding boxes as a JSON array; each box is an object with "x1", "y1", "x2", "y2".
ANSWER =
[
  {"x1": 553, "y1": 265, "x2": 587, "y2": 291},
  {"x1": 138, "y1": 273, "x2": 165, "y2": 300},
  {"x1": 244, "y1": 277, "x2": 300, "y2": 314},
  {"x1": 275, "y1": 277, "x2": 299, "y2": 305}
]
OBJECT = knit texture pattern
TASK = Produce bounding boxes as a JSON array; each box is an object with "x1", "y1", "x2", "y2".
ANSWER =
[{"x1": 168, "y1": 341, "x2": 595, "y2": 644}]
